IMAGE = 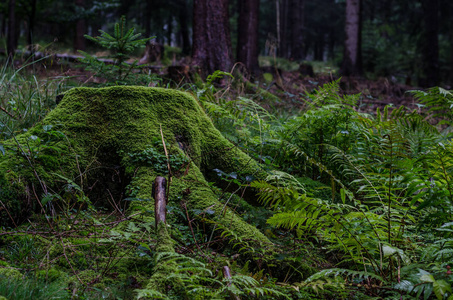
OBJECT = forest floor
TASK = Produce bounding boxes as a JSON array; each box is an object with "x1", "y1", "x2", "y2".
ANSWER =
[
  {"x1": 39, "y1": 61, "x2": 421, "y2": 116},
  {"x1": 269, "y1": 71, "x2": 420, "y2": 113}
]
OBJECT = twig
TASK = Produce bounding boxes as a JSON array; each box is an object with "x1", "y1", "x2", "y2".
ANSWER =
[
  {"x1": 160, "y1": 124, "x2": 172, "y2": 200},
  {"x1": 106, "y1": 189, "x2": 124, "y2": 217},
  {"x1": 181, "y1": 200, "x2": 213, "y2": 263},
  {"x1": 0, "y1": 106, "x2": 18, "y2": 119},
  {"x1": 0, "y1": 198, "x2": 17, "y2": 227}
]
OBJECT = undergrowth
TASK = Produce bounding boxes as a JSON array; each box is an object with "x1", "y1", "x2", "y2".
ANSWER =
[{"x1": 1, "y1": 61, "x2": 453, "y2": 299}]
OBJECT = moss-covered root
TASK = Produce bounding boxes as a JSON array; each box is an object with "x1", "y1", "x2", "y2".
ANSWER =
[
  {"x1": 131, "y1": 165, "x2": 273, "y2": 249},
  {"x1": 145, "y1": 223, "x2": 177, "y2": 293}
]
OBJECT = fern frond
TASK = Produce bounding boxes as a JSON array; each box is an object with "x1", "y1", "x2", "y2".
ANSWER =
[
  {"x1": 303, "y1": 268, "x2": 384, "y2": 284},
  {"x1": 135, "y1": 288, "x2": 168, "y2": 299}
]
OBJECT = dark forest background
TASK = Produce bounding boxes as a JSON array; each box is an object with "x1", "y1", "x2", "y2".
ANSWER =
[{"x1": 0, "y1": 0, "x2": 451, "y2": 87}]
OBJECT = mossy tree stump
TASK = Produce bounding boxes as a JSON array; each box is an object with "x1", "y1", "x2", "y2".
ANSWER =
[{"x1": 0, "y1": 86, "x2": 273, "y2": 248}]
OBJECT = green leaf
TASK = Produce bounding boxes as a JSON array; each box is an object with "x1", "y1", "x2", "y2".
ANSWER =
[
  {"x1": 433, "y1": 279, "x2": 451, "y2": 300},
  {"x1": 340, "y1": 188, "x2": 346, "y2": 204},
  {"x1": 420, "y1": 274, "x2": 435, "y2": 283}
]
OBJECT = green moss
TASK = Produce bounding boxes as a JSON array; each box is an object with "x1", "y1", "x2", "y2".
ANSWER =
[
  {"x1": 146, "y1": 222, "x2": 177, "y2": 292},
  {"x1": 0, "y1": 267, "x2": 22, "y2": 280},
  {"x1": 36, "y1": 268, "x2": 62, "y2": 282},
  {"x1": 263, "y1": 72, "x2": 273, "y2": 83}
]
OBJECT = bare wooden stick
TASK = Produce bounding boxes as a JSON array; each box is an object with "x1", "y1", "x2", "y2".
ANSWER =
[
  {"x1": 222, "y1": 266, "x2": 232, "y2": 280},
  {"x1": 223, "y1": 266, "x2": 241, "y2": 300},
  {"x1": 153, "y1": 176, "x2": 167, "y2": 227},
  {"x1": 0, "y1": 105, "x2": 19, "y2": 119}
]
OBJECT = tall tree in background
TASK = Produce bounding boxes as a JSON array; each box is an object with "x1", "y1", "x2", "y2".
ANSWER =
[
  {"x1": 420, "y1": 0, "x2": 439, "y2": 87},
  {"x1": 178, "y1": 0, "x2": 191, "y2": 55},
  {"x1": 341, "y1": 0, "x2": 362, "y2": 76},
  {"x1": 276, "y1": 0, "x2": 305, "y2": 60},
  {"x1": 290, "y1": 0, "x2": 304, "y2": 60},
  {"x1": 449, "y1": 1, "x2": 453, "y2": 86},
  {"x1": 7, "y1": 0, "x2": 16, "y2": 56},
  {"x1": 144, "y1": 0, "x2": 154, "y2": 38},
  {"x1": 192, "y1": 0, "x2": 232, "y2": 75},
  {"x1": 25, "y1": 0, "x2": 37, "y2": 47},
  {"x1": 237, "y1": 0, "x2": 260, "y2": 74},
  {"x1": 277, "y1": 0, "x2": 289, "y2": 57},
  {"x1": 74, "y1": 0, "x2": 86, "y2": 52}
]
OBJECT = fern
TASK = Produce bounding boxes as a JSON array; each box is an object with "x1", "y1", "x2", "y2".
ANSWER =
[{"x1": 410, "y1": 87, "x2": 453, "y2": 129}]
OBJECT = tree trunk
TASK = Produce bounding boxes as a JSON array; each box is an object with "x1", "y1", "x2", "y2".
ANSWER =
[
  {"x1": 7, "y1": 0, "x2": 16, "y2": 57},
  {"x1": 314, "y1": 32, "x2": 324, "y2": 61},
  {"x1": 1, "y1": 13, "x2": 6, "y2": 38},
  {"x1": 420, "y1": 0, "x2": 439, "y2": 87},
  {"x1": 166, "y1": 15, "x2": 173, "y2": 45},
  {"x1": 74, "y1": 0, "x2": 86, "y2": 52},
  {"x1": 178, "y1": 0, "x2": 191, "y2": 55},
  {"x1": 450, "y1": 2, "x2": 453, "y2": 87},
  {"x1": 27, "y1": 0, "x2": 37, "y2": 47},
  {"x1": 192, "y1": 0, "x2": 233, "y2": 75},
  {"x1": 144, "y1": 0, "x2": 153, "y2": 38},
  {"x1": 341, "y1": 0, "x2": 362, "y2": 76},
  {"x1": 237, "y1": 0, "x2": 260, "y2": 74},
  {"x1": 290, "y1": 0, "x2": 304, "y2": 60},
  {"x1": 277, "y1": 0, "x2": 290, "y2": 58}
]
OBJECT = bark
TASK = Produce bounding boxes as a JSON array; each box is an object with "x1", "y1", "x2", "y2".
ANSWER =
[
  {"x1": 7, "y1": 0, "x2": 16, "y2": 57},
  {"x1": 192, "y1": 0, "x2": 233, "y2": 75},
  {"x1": 74, "y1": 0, "x2": 87, "y2": 52},
  {"x1": 341, "y1": 0, "x2": 362, "y2": 76},
  {"x1": 277, "y1": 0, "x2": 289, "y2": 58},
  {"x1": 153, "y1": 176, "x2": 167, "y2": 227},
  {"x1": 314, "y1": 31, "x2": 324, "y2": 61},
  {"x1": 1, "y1": 13, "x2": 5, "y2": 38},
  {"x1": 27, "y1": 0, "x2": 37, "y2": 47},
  {"x1": 144, "y1": 1, "x2": 154, "y2": 38},
  {"x1": 178, "y1": 0, "x2": 191, "y2": 55},
  {"x1": 166, "y1": 15, "x2": 173, "y2": 45},
  {"x1": 236, "y1": 0, "x2": 260, "y2": 74},
  {"x1": 420, "y1": 0, "x2": 439, "y2": 87},
  {"x1": 290, "y1": 0, "x2": 305, "y2": 60},
  {"x1": 450, "y1": 2, "x2": 453, "y2": 86}
]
